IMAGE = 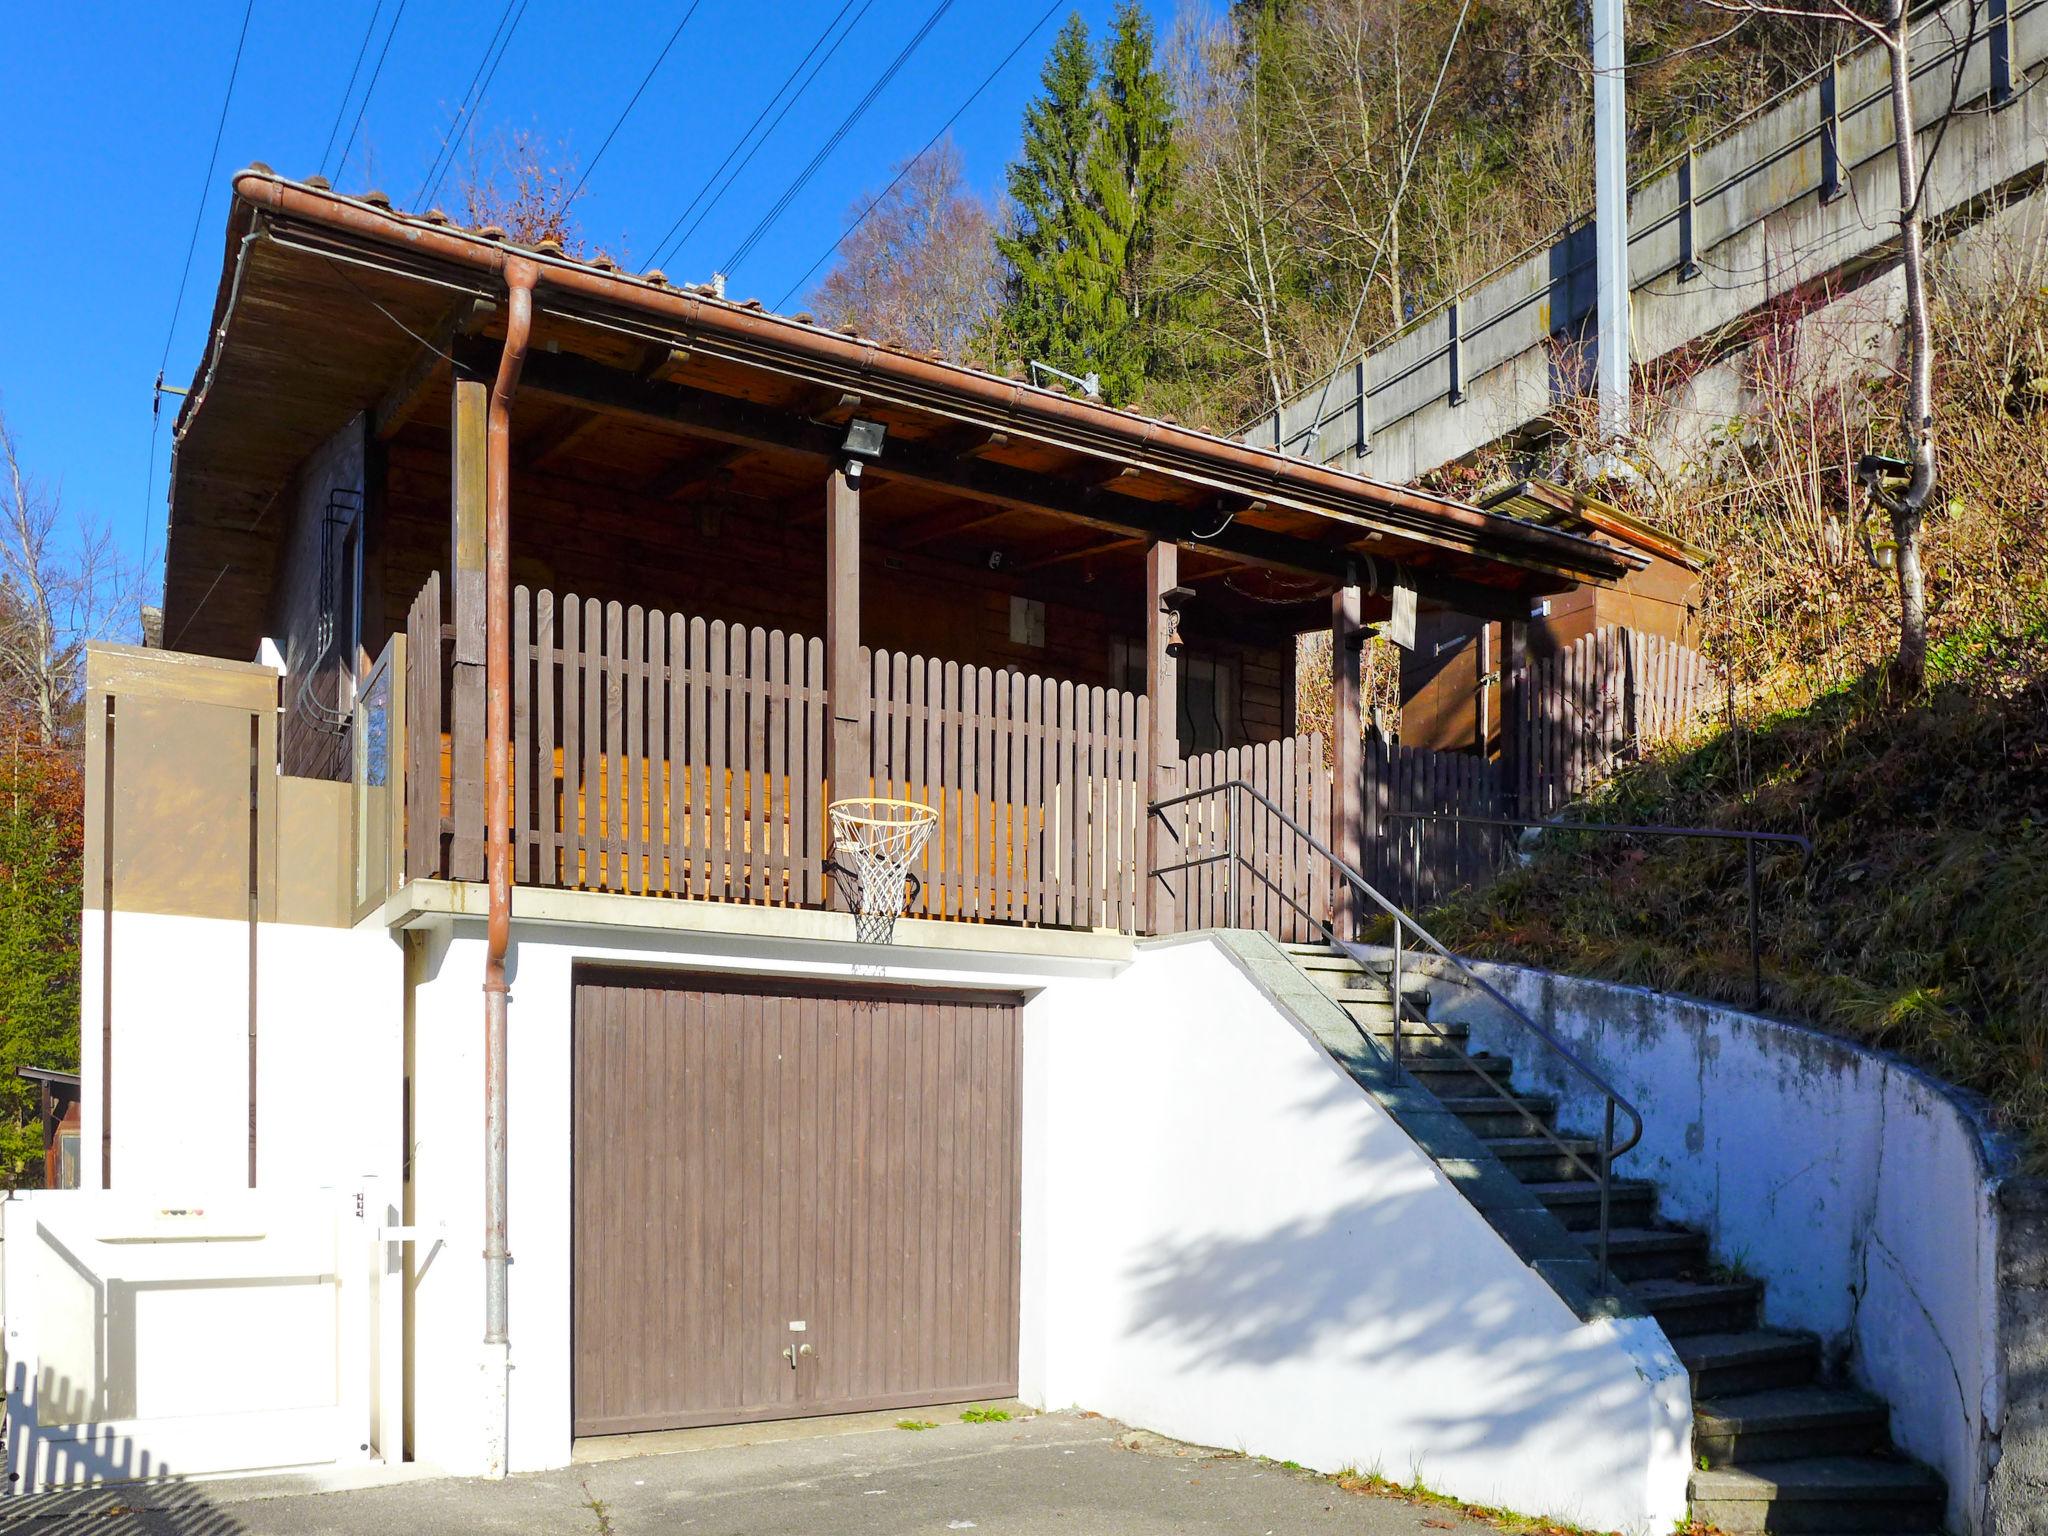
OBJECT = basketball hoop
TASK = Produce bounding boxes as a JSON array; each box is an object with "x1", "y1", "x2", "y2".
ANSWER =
[{"x1": 827, "y1": 798, "x2": 939, "y2": 943}]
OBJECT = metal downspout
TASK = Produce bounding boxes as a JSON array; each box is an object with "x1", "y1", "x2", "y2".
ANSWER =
[{"x1": 482, "y1": 256, "x2": 536, "y2": 1476}]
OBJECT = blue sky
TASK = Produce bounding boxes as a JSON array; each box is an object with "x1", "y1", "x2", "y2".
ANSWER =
[{"x1": 0, "y1": 1, "x2": 1155, "y2": 608}]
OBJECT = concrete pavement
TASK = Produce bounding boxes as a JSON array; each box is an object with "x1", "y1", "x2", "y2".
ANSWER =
[{"x1": 0, "y1": 1411, "x2": 1515, "y2": 1535}]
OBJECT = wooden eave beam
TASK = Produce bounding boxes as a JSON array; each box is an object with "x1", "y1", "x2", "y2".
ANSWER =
[
  {"x1": 372, "y1": 297, "x2": 495, "y2": 440},
  {"x1": 517, "y1": 409, "x2": 609, "y2": 470},
  {"x1": 1013, "y1": 533, "x2": 1143, "y2": 573},
  {"x1": 640, "y1": 443, "x2": 746, "y2": 501},
  {"x1": 484, "y1": 343, "x2": 1544, "y2": 621}
]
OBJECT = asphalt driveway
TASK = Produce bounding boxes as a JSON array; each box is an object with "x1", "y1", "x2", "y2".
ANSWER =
[{"x1": 3, "y1": 1411, "x2": 1511, "y2": 1535}]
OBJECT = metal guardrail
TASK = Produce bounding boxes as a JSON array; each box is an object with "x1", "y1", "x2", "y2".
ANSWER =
[
  {"x1": 1252, "y1": 0, "x2": 2044, "y2": 459},
  {"x1": 1151, "y1": 777, "x2": 1644, "y2": 1295},
  {"x1": 1385, "y1": 811, "x2": 1814, "y2": 1008}
]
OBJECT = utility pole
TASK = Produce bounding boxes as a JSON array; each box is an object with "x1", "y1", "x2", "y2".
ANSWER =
[{"x1": 1592, "y1": 0, "x2": 1630, "y2": 444}]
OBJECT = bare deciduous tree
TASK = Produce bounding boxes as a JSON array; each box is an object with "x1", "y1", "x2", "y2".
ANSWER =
[
  {"x1": 458, "y1": 128, "x2": 591, "y2": 255},
  {"x1": 0, "y1": 405, "x2": 137, "y2": 744},
  {"x1": 808, "y1": 139, "x2": 1003, "y2": 363},
  {"x1": 1705, "y1": 0, "x2": 1966, "y2": 690}
]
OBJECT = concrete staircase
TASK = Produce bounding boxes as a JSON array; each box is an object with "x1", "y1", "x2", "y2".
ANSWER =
[{"x1": 1286, "y1": 942, "x2": 1948, "y2": 1535}]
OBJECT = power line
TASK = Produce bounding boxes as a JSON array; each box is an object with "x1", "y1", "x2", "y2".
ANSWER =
[
  {"x1": 647, "y1": 0, "x2": 866, "y2": 273},
  {"x1": 411, "y1": 0, "x2": 527, "y2": 211},
  {"x1": 1298, "y1": 0, "x2": 1475, "y2": 456},
  {"x1": 722, "y1": 0, "x2": 959, "y2": 279},
  {"x1": 319, "y1": 0, "x2": 385, "y2": 180},
  {"x1": 146, "y1": 0, "x2": 256, "y2": 583},
  {"x1": 563, "y1": 2, "x2": 708, "y2": 209},
  {"x1": 335, "y1": 0, "x2": 410, "y2": 188},
  {"x1": 774, "y1": 0, "x2": 1062, "y2": 312}
]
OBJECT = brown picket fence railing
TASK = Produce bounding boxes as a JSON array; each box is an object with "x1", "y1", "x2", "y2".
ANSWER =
[
  {"x1": 405, "y1": 579, "x2": 1150, "y2": 932},
  {"x1": 1168, "y1": 734, "x2": 1332, "y2": 942}
]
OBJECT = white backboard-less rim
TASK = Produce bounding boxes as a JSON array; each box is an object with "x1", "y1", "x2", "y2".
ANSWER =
[{"x1": 828, "y1": 798, "x2": 939, "y2": 941}]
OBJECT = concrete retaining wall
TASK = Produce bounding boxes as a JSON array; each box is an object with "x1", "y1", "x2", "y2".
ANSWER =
[
  {"x1": 1246, "y1": 0, "x2": 2048, "y2": 482},
  {"x1": 1375, "y1": 950, "x2": 2035, "y2": 1535}
]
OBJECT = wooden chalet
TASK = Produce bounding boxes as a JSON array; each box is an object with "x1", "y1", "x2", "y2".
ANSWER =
[
  {"x1": 1399, "y1": 478, "x2": 1703, "y2": 757},
  {"x1": 160, "y1": 167, "x2": 1636, "y2": 935}
]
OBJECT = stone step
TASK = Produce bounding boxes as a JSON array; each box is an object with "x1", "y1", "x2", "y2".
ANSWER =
[
  {"x1": 1473, "y1": 1135, "x2": 1607, "y2": 1184},
  {"x1": 1694, "y1": 1386, "x2": 1891, "y2": 1468},
  {"x1": 1628, "y1": 1276, "x2": 1763, "y2": 1337},
  {"x1": 1402, "y1": 1051, "x2": 1515, "y2": 1086},
  {"x1": 1523, "y1": 1178, "x2": 1657, "y2": 1231},
  {"x1": 1329, "y1": 988, "x2": 1434, "y2": 1019},
  {"x1": 1433, "y1": 1093, "x2": 1559, "y2": 1139},
  {"x1": 1359, "y1": 1021, "x2": 1470, "y2": 1060},
  {"x1": 1674, "y1": 1329, "x2": 1822, "y2": 1398},
  {"x1": 1688, "y1": 1455, "x2": 1945, "y2": 1532},
  {"x1": 1585, "y1": 1226, "x2": 1711, "y2": 1282}
]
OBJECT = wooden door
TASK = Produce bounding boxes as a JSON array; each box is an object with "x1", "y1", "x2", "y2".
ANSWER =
[{"x1": 571, "y1": 972, "x2": 1022, "y2": 1437}]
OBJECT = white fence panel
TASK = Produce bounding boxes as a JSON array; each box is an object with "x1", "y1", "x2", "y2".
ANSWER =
[{"x1": 3, "y1": 1183, "x2": 398, "y2": 1492}]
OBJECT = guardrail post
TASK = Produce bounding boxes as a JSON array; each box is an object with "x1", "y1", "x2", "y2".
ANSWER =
[
  {"x1": 1353, "y1": 357, "x2": 1371, "y2": 457},
  {"x1": 1819, "y1": 58, "x2": 1844, "y2": 205},
  {"x1": 1226, "y1": 787, "x2": 1240, "y2": 928},
  {"x1": 1747, "y1": 837, "x2": 1762, "y2": 1007},
  {"x1": 1446, "y1": 296, "x2": 1466, "y2": 406},
  {"x1": 1600, "y1": 1099, "x2": 1616, "y2": 1293},
  {"x1": 1678, "y1": 146, "x2": 1701, "y2": 280},
  {"x1": 1990, "y1": 0, "x2": 2014, "y2": 107}
]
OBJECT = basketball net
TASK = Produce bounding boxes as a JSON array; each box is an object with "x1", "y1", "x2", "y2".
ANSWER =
[{"x1": 828, "y1": 798, "x2": 938, "y2": 944}]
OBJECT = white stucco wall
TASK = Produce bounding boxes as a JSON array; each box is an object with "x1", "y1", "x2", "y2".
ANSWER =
[
  {"x1": 1401, "y1": 955, "x2": 2015, "y2": 1536},
  {"x1": 1024, "y1": 939, "x2": 1692, "y2": 1533},
  {"x1": 78, "y1": 910, "x2": 404, "y2": 1193},
  {"x1": 405, "y1": 915, "x2": 1687, "y2": 1529},
  {"x1": 402, "y1": 914, "x2": 1121, "y2": 1479}
]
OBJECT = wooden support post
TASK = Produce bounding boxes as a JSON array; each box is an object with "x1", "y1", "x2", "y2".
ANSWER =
[
  {"x1": 825, "y1": 463, "x2": 868, "y2": 907},
  {"x1": 1331, "y1": 585, "x2": 1363, "y2": 939},
  {"x1": 1503, "y1": 620, "x2": 1528, "y2": 816},
  {"x1": 1476, "y1": 620, "x2": 1493, "y2": 757},
  {"x1": 450, "y1": 375, "x2": 488, "y2": 881},
  {"x1": 1145, "y1": 541, "x2": 1180, "y2": 935}
]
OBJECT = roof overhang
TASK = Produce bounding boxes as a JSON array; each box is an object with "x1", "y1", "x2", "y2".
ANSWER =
[
  {"x1": 164, "y1": 170, "x2": 1641, "y2": 657},
  {"x1": 1478, "y1": 479, "x2": 1704, "y2": 572}
]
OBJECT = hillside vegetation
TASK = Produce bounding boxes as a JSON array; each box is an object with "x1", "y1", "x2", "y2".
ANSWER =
[{"x1": 1422, "y1": 255, "x2": 2048, "y2": 1163}]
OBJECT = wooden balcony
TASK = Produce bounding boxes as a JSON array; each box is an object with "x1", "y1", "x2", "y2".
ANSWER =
[{"x1": 394, "y1": 576, "x2": 1155, "y2": 935}]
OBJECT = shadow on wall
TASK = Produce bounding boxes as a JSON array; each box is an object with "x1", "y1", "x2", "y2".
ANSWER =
[
  {"x1": 1119, "y1": 1074, "x2": 1659, "y2": 1495},
  {"x1": 5, "y1": 1362, "x2": 231, "y2": 1529}
]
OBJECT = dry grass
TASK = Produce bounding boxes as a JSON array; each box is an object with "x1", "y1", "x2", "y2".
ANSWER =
[{"x1": 1425, "y1": 618, "x2": 2048, "y2": 1168}]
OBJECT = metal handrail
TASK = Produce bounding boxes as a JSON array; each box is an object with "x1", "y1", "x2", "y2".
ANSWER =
[
  {"x1": 1385, "y1": 811, "x2": 1813, "y2": 1008},
  {"x1": 1152, "y1": 777, "x2": 1644, "y2": 1294}
]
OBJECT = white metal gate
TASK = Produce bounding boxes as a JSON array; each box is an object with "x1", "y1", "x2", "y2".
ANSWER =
[{"x1": 3, "y1": 1184, "x2": 400, "y2": 1491}]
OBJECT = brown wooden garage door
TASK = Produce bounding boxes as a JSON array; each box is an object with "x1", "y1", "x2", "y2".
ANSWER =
[{"x1": 571, "y1": 971, "x2": 1023, "y2": 1436}]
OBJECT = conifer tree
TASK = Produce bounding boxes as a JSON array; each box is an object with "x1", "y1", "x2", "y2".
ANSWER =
[
  {"x1": 1075, "y1": 1, "x2": 1177, "y2": 403},
  {"x1": 996, "y1": 14, "x2": 1099, "y2": 378}
]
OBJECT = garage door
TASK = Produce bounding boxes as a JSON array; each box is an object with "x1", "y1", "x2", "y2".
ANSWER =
[{"x1": 571, "y1": 972, "x2": 1023, "y2": 1436}]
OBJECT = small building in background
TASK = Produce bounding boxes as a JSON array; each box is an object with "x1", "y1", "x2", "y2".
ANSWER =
[
  {"x1": 16, "y1": 1068, "x2": 81, "y2": 1190},
  {"x1": 1398, "y1": 478, "x2": 1704, "y2": 755}
]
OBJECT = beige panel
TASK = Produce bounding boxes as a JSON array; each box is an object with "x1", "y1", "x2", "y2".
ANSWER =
[
  {"x1": 276, "y1": 778, "x2": 351, "y2": 927},
  {"x1": 87, "y1": 643, "x2": 278, "y2": 712},
  {"x1": 105, "y1": 696, "x2": 258, "y2": 922}
]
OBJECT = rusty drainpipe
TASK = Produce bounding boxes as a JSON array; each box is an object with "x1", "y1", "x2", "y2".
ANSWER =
[{"x1": 483, "y1": 256, "x2": 536, "y2": 1473}]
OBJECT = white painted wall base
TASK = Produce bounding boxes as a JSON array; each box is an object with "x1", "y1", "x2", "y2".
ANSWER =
[
  {"x1": 60, "y1": 905, "x2": 1700, "y2": 1528},
  {"x1": 1023, "y1": 939, "x2": 1693, "y2": 1533}
]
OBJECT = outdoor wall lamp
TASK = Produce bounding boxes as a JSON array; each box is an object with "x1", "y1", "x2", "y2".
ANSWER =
[{"x1": 841, "y1": 418, "x2": 887, "y2": 479}]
